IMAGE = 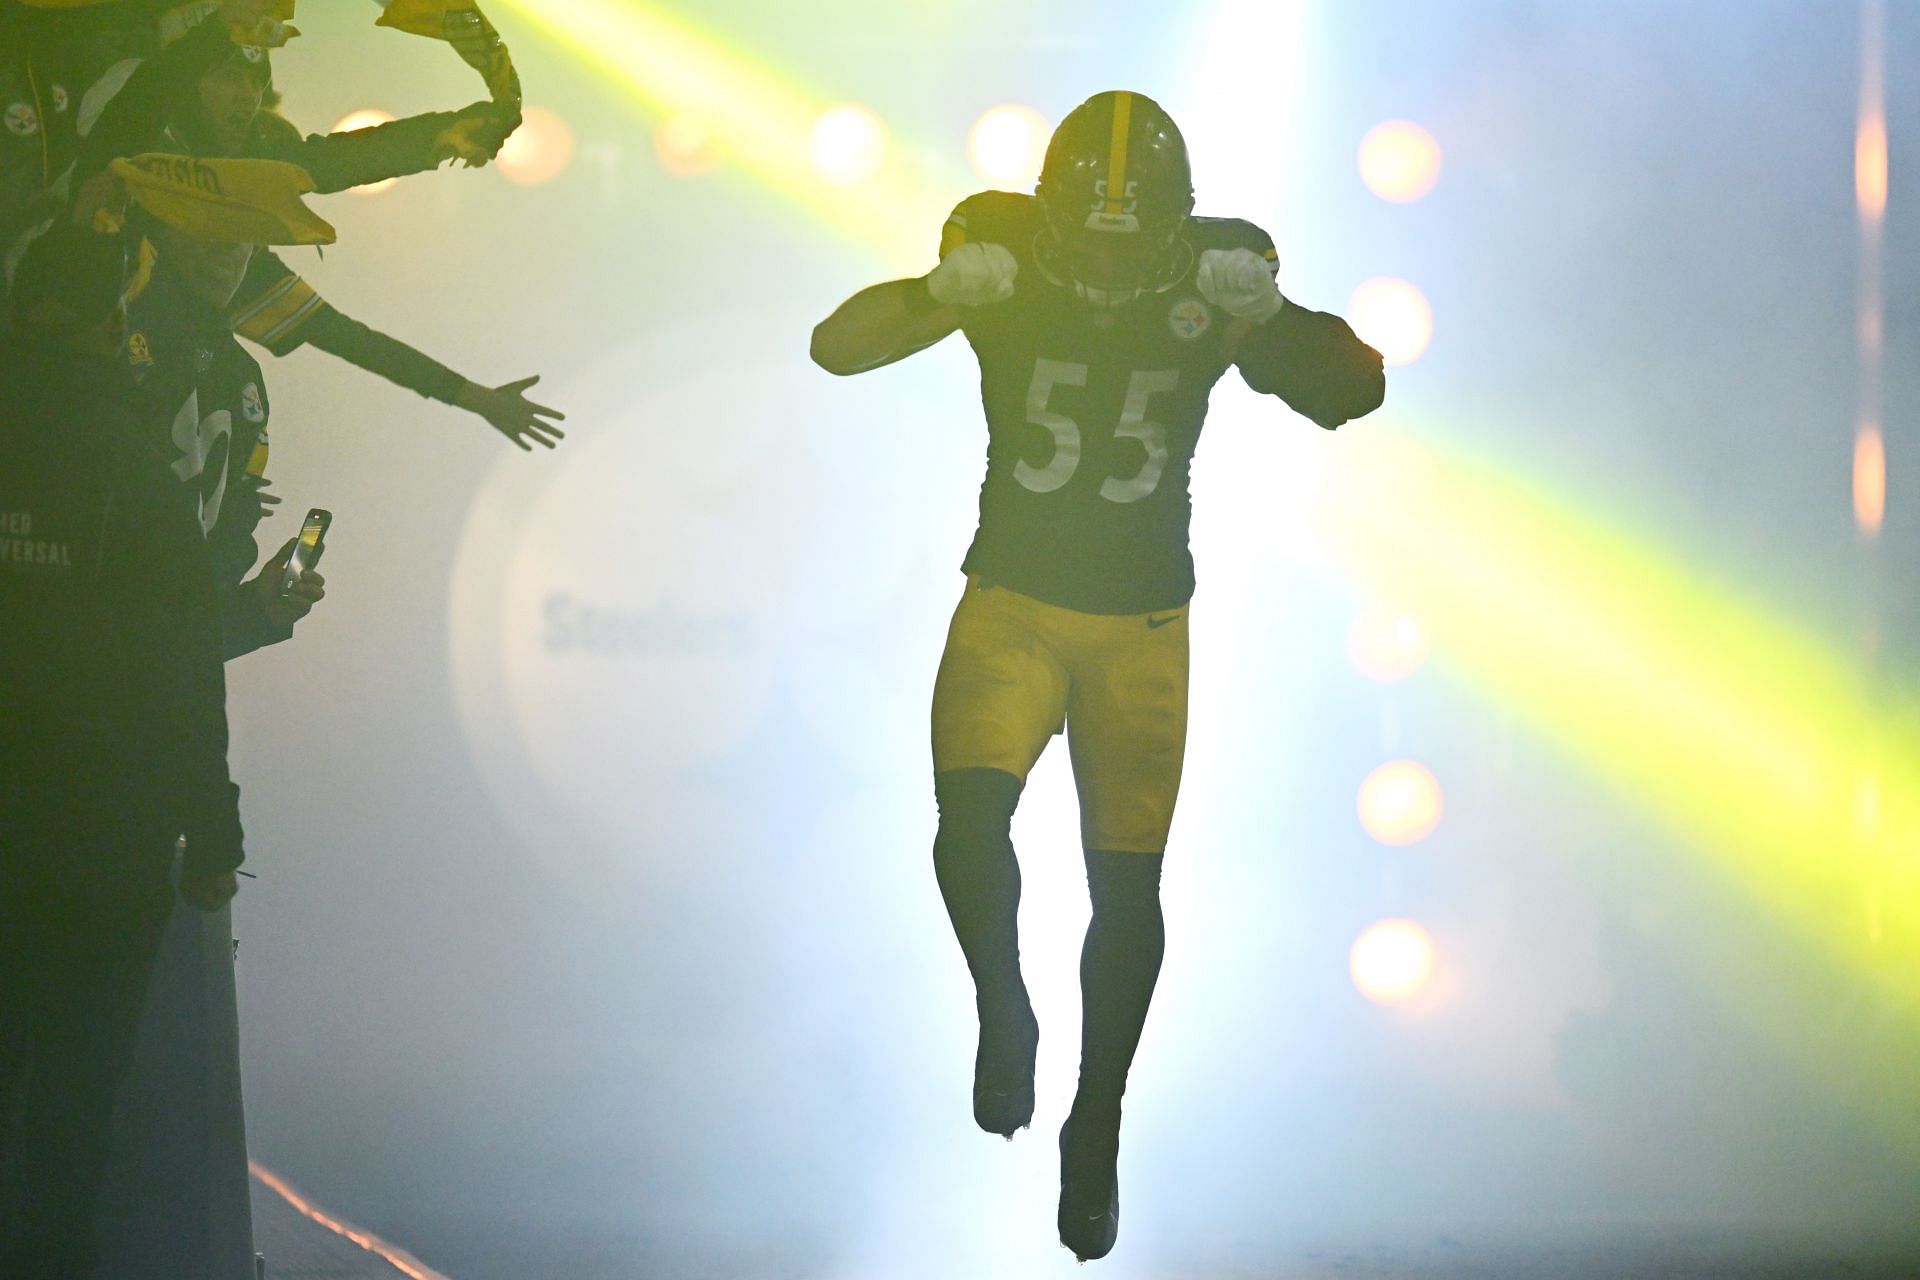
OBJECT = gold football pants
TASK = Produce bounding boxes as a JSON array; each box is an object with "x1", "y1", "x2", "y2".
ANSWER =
[{"x1": 931, "y1": 577, "x2": 1189, "y2": 854}]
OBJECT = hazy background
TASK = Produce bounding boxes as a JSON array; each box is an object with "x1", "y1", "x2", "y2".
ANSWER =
[{"x1": 219, "y1": 1, "x2": 1918, "y2": 1275}]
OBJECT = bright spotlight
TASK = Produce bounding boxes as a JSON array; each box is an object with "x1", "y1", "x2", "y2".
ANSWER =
[
  {"x1": 1350, "y1": 918, "x2": 1436, "y2": 1006},
  {"x1": 1348, "y1": 276, "x2": 1433, "y2": 366},
  {"x1": 1855, "y1": 425, "x2": 1885, "y2": 536},
  {"x1": 496, "y1": 106, "x2": 576, "y2": 186},
  {"x1": 332, "y1": 109, "x2": 398, "y2": 194},
  {"x1": 655, "y1": 113, "x2": 720, "y2": 176},
  {"x1": 1357, "y1": 759, "x2": 1443, "y2": 846},
  {"x1": 1348, "y1": 606, "x2": 1429, "y2": 682},
  {"x1": 1358, "y1": 119, "x2": 1442, "y2": 203},
  {"x1": 967, "y1": 104, "x2": 1049, "y2": 190},
  {"x1": 1857, "y1": 110, "x2": 1888, "y2": 221},
  {"x1": 809, "y1": 103, "x2": 886, "y2": 186}
]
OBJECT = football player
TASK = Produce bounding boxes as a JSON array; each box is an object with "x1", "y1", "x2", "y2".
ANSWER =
[{"x1": 811, "y1": 90, "x2": 1384, "y2": 1261}]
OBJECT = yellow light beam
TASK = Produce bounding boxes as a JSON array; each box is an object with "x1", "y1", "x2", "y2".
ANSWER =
[
  {"x1": 491, "y1": 0, "x2": 960, "y2": 271},
  {"x1": 1321, "y1": 431, "x2": 1920, "y2": 1005}
]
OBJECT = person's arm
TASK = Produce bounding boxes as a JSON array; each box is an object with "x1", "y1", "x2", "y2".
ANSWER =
[
  {"x1": 301, "y1": 307, "x2": 565, "y2": 449},
  {"x1": 226, "y1": 245, "x2": 322, "y2": 351},
  {"x1": 265, "y1": 101, "x2": 515, "y2": 194},
  {"x1": 1199, "y1": 244, "x2": 1385, "y2": 430},
  {"x1": 809, "y1": 237, "x2": 1023, "y2": 376},
  {"x1": 1233, "y1": 304, "x2": 1384, "y2": 429},
  {"x1": 809, "y1": 277, "x2": 961, "y2": 377},
  {"x1": 218, "y1": 537, "x2": 323, "y2": 660},
  {"x1": 298, "y1": 304, "x2": 468, "y2": 402},
  {"x1": 813, "y1": 192, "x2": 1022, "y2": 375},
  {"x1": 229, "y1": 253, "x2": 565, "y2": 448},
  {"x1": 219, "y1": 581, "x2": 288, "y2": 660}
]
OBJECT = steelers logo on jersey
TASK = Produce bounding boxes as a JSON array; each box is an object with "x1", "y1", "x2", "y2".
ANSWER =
[
  {"x1": 50, "y1": 84, "x2": 70, "y2": 114},
  {"x1": 1167, "y1": 296, "x2": 1212, "y2": 342},
  {"x1": 5, "y1": 103, "x2": 39, "y2": 137},
  {"x1": 240, "y1": 381, "x2": 266, "y2": 424}
]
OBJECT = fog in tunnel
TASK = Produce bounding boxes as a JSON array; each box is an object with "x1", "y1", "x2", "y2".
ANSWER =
[{"x1": 207, "y1": 1, "x2": 1919, "y2": 1275}]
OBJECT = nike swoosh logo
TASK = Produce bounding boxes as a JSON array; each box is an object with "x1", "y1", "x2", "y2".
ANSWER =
[{"x1": 1147, "y1": 613, "x2": 1183, "y2": 629}]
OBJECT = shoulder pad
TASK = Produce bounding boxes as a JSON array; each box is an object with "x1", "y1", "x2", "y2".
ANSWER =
[{"x1": 941, "y1": 190, "x2": 1039, "y2": 258}]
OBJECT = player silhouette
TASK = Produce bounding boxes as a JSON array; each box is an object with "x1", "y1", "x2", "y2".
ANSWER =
[{"x1": 811, "y1": 90, "x2": 1385, "y2": 1260}]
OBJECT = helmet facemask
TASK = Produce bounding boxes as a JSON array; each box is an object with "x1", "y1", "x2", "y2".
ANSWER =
[
  {"x1": 1033, "y1": 209, "x2": 1193, "y2": 309},
  {"x1": 1033, "y1": 90, "x2": 1197, "y2": 309}
]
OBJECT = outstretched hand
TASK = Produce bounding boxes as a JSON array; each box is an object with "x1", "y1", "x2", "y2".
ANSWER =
[{"x1": 454, "y1": 375, "x2": 566, "y2": 451}]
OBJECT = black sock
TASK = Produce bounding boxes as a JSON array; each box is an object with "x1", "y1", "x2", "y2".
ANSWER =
[
  {"x1": 1073, "y1": 849, "x2": 1166, "y2": 1123},
  {"x1": 932, "y1": 768, "x2": 1032, "y2": 1023}
]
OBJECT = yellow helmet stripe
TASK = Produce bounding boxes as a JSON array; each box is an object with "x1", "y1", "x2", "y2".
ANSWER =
[{"x1": 1103, "y1": 90, "x2": 1134, "y2": 215}]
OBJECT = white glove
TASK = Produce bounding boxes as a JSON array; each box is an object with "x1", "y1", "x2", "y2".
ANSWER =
[
  {"x1": 1195, "y1": 247, "x2": 1285, "y2": 323},
  {"x1": 926, "y1": 241, "x2": 1018, "y2": 307}
]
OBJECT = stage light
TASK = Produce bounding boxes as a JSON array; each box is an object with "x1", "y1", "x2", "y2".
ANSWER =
[
  {"x1": 331, "y1": 109, "x2": 398, "y2": 194},
  {"x1": 1320, "y1": 429, "x2": 1920, "y2": 1014},
  {"x1": 1350, "y1": 918, "x2": 1436, "y2": 1006},
  {"x1": 491, "y1": 0, "x2": 963, "y2": 269},
  {"x1": 1358, "y1": 120, "x2": 1442, "y2": 203},
  {"x1": 1348, "y1": 606, "x2": 1429, "y2": 682},
  {"x1": 1348, "y1": 276, "x2": 1432, "y2": 366},
  {"x1": 1358, "y1": 760, "x2": 1444, "y2": 846},
  {"x1": 654, "y1": 113, "x2": 719, "y2": 176},
  {"x1": 1855, "y1": 425, "x2": 1885, "y2": 536},
  {"x1": 1857, "y1": 110, "x2": 1887, "y2": 222},
  {"x1": 810, "y1": 103, "x2": 887, "y2": 186},
  {"x1": 496, "y1": 106, "x2": 576, "y2": 186},
  {"x1": 967, "y1": 104, "x2": 1049, "y2": 190}
]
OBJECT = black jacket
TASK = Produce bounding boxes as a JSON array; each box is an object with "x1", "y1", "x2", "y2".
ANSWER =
[{"x1": 0, "y1": 323, "x2": 246, "y2": 878}]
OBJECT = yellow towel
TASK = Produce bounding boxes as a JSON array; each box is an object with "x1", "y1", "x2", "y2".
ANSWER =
[
  {"x1": 110, "y1": 155, "x2": 335, "y2": 246},
  {"x1": 375, "y1": 0, "x2": 520, "y2": 109}
]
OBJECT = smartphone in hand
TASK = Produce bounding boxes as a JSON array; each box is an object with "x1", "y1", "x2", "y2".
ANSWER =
[{"x1": 278, "y1": 508, "x2": 331, "y2": 596}]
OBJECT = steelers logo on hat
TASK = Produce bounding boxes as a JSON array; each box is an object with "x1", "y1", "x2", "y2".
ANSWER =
[
  {"x1": 5, "y1": 103, "x2": 40, "y2": 137},
  {"x1": 1167, "y1": 296, "x2": 1211, "y2": 342}
]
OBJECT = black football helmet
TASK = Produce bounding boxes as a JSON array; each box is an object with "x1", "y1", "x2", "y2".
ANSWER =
[{"x1": 1034, "y1": 91, "x2": 1195, "y2": 307}]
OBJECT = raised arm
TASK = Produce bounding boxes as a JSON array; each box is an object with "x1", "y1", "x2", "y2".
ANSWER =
[
  {"x1": 810, "y1": 239, "x2": 1021, "y2": 376},
  {"x1": 229, "y1": 249, "x2": 564, "y2": 450},
  {"x1": 265, "y1": 101, "x2": 515, "y2": 194},
  {"x1": 1198, "y1": 245, "x2": 1385, "y2": 430},
  {"x1": 809, "y1": 277, "x2": 961, "y2": 377},
  {"x1": 1236, "y1": 303, "x2": 1384, "y2": 429}
]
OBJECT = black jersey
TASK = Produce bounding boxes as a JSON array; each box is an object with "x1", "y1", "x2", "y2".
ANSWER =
[
  {"x1": 124, "y1": 261, "x2": 271, "y2": 590},
  {"x1": 941, "y1": 190, "x2": 1382, "y2": 614}
]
